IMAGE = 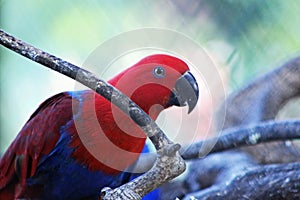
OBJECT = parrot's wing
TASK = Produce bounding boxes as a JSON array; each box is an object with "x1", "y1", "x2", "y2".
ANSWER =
[{"x1": 0, "y1": 92, "x2": 77, "y2": 189}]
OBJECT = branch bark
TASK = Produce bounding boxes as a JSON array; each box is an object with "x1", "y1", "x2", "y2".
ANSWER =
[
  {"x1": 184, "y1": 162, "x2": 300, "y2": 200},
  {"x1": 0, "y1": 29, "x2": 185, "y2": 200},
  {"x1": 134, "y1": 119, "x2": 300, "y2": 176},
  {"x1": 181, "y1": 120, "x2": 300, "y2": 160}
]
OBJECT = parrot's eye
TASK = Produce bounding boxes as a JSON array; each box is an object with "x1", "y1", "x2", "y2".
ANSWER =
[{"x1": 153, "y1": 66, "x2": 165, "y2": 78}]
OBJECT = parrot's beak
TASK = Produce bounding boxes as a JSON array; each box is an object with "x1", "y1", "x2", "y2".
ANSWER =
[{"x1": 168, "y1": 71, "x2": 199, "y2": 113}]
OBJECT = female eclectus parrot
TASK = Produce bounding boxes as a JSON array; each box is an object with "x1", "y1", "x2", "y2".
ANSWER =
[{"x1": 0, "y1": 54, "x2": 199, "y2": 199}]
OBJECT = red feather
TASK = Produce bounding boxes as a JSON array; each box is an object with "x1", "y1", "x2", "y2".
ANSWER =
[
  {"x1": 67, "y1": 91, "x2": 147, "y2": 174},
  {"x1": 0, "y1": 92, "x2": 77, "y2": 198}
]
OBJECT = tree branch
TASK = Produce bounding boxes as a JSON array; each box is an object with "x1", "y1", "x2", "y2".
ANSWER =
[
  {"x1": 216, "y1": 55, "x2": 300, "y2": 163},
  {"x1": 0, "y1": 29, "x2": 185, "y2": 199},
  {"x1": 159, "y1": 120, "x2": 300, "y2": 199},
  {"x1": 181, "y1": 120, "x2": 300, "y2": 160},
  {"x1": 129, "y1": 119, "x2": 300, "y2": 176},
  {"x1": 184, "y1": 162, "x2": 300, "y2": 200}
]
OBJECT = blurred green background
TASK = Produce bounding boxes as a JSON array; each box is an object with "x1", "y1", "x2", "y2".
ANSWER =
[{"x1": 1, "y1": 0, "x2": 300, "y2": 153}]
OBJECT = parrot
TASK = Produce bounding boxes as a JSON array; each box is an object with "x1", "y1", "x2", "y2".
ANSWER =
[{"x1": 0, "y1": 54, "x2": 199, "y2": 200}]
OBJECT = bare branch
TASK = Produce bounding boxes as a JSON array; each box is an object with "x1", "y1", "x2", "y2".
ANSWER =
[
  {"x1": 131, "y1": 118, "x2": 300, "y2": 180},
  {"x1": 0, "y1": 29, "x2": 185, "y2": 199},
  {"x1": 184, "y1": 162, "x2": 300, "y2": 200},
  {"x1": 161, "y1": 151, "x2": 257, "y2": 200},
  {"x1": 158, "y1": 119, "x2": 300, "y2": 199},
  {"x1": 181, "y1": 120, "x2": 300, "y2": 160},
  {"x1": 217, "y1": 56, "x2": 300, "y2": 163}
]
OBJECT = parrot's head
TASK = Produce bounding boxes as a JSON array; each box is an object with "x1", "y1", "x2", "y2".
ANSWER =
[{"x1": 109, "y1": 54, "x2": 199, "y2": 119}]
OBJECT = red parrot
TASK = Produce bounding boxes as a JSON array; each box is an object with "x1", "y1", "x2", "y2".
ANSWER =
[{"x1": 0, "y1": 54, "x2": 199, "y2": 199}]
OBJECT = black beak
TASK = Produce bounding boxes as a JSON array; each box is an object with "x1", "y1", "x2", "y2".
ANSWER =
[{"x1": 167, "y1": 71, "x2": 199, "y2": 113}]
